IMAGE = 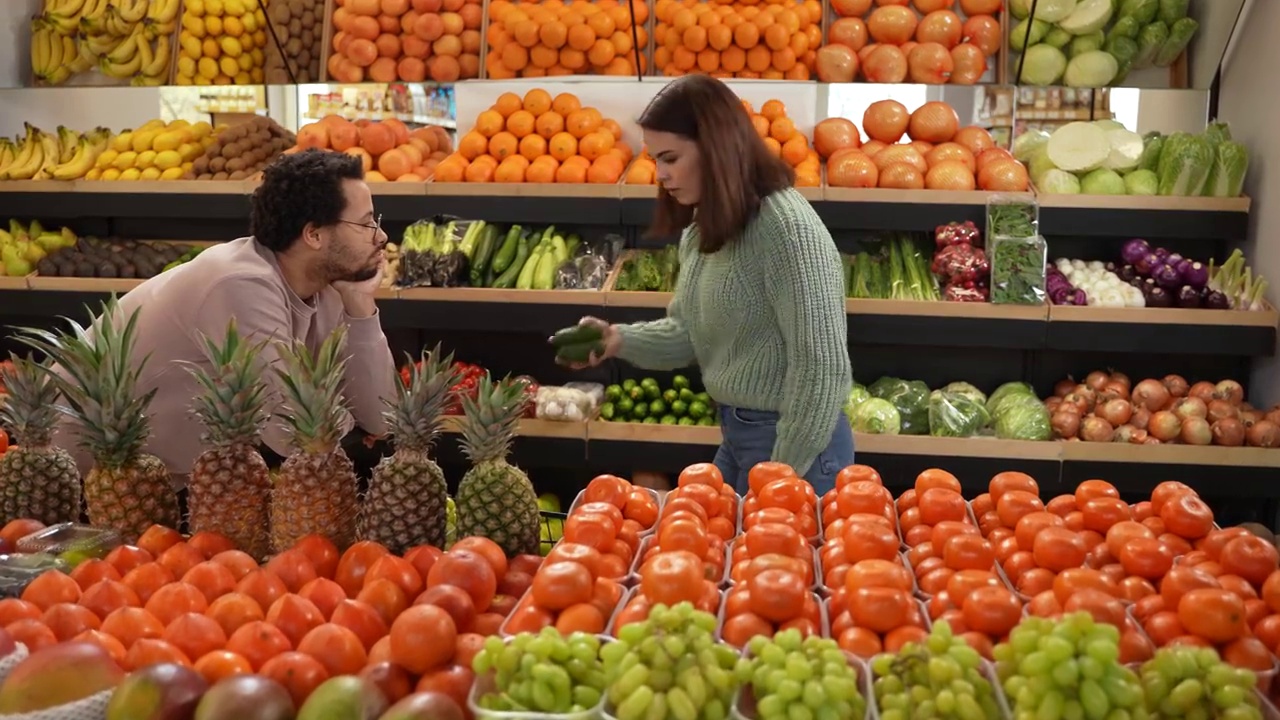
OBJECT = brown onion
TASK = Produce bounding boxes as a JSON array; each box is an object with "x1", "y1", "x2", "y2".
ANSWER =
[
  {"x1": 1085, "y1": 371, "x2": 1110, "y2": 391},
  {"x1": 1052, "y1": 409, "x2": 1081, "y2": 439},
  {"x1": 1215, "y1": 379, "x2": 1245, "y2": 405},
  {"x1": 1189, "y1": 382, "x2": 1216, "y2": 402},
  {"x1": 1044, "y1": 397, "x2": 1063, "y2": 413},
  {"x1": 1212, "y1": 418, "x2": 1245, "y2": 447},
  {"x1": 1053, "y1": 378, "x2": 1076, "y2": 398},
  {"x1": 1172, "y1": 397, "x2": 1207, "y2": 421},
  {"x1": 1061, "y1": 392, "x2": 1091, "y2": 414},
  {"x1": 1180, "y1": 417, "x2": 1212, "y2": 446},
  {"x1": 1130, "y1": 407, "x2": 1151, "y2": 430},
  {"x1": 1109, "y1": 371, "x2": 1132, "y2": 393},
  {"x1": 1144, "y1": 437, "x2": 1162, "y2": 445},
  {"x1": 1099, "y1": 399, "x2": 1133, "y2": 427},
  {"x1": 1240, "y1": 409, "x2": 1263, "y2": 427},
  {"x1": 1247, "y1": 420, "x2": 1280, "y2": 448},
  {"x1": 1207, "y1": 399, "x2": 1239, "y2": 424},
  {"x1": 1266, "y1": 409, "x2": 1280, "y2": 426},
  {"x1": 1131, "y1": 379, "x2": 1171, "y2": 413},
  {"x1": 1162, "y1": 374, "x2": 1189, "y2": 398},
  {"x1": 1080, "y1": 416, "x2": 1115, "y2": 442},
  {"x1": 1099, "y1": 381, "x2": 1130, "y2": 401},
  {"x1": 1113, "y1": 425, "x2": 1146, "y2": 444},
  {"x1": 1148, "y1": 410, "x2": 1182, "y2": 442}
]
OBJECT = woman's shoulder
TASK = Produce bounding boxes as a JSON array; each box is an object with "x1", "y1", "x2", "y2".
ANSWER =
[{"x1": 752, "y1": 187, "x2": 828, "y2": 242}]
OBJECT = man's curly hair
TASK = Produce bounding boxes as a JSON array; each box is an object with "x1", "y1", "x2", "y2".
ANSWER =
[{"x1": 250, "y1": 149, "x2": 365, "y2": 252}]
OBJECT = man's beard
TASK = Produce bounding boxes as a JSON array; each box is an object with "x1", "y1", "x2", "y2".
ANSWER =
[{"x1": 325, "y1": 247, "x2": 381, "y2": 283}]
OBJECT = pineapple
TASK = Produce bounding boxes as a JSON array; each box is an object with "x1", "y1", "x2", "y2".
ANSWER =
[
  {"x1": 184, "y1": 319, "x2": 273, "y2": 560},
  {"x1": 0, "y1": 355, "x2": 81, "y2": 525},
  {"x1": 270, "y1": 325, "x2": 360, "y2": 553},
  {"x1": 15, "y1": 299, "x2": 178, "y2": 540},
  {"x1": 360, "y1": 344, "x2": 460, "y2": 554},
  {"x1": 455, "y1": 375, "x2": 540, "y2": 557}
]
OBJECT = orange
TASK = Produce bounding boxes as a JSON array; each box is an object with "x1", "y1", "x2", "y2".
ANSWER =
[
  {"x1": 205, "y1": 593, "x2": 264, "y2": 637},
  {"x1": 492, "y1": 91, "x2": 523, "y2": 116},
  {"x1": 578, "y1": 131, "x2": 615, "y2": 161},
  {"x1": 488, "y1": 131, "x2": 519, "y2": 160},
  {"x1": 548, "y1": 132, "x2": 578, "y2": 161},
  {"x1": 21, "y1": 571, "x2": 81, "y2": 610},
  {"x1": 101, "y1": 606, "x2": 165, "y2": 649},
  {"x1": 162, "y1": 612, "x2": 228, "y2": 661},
  {"x1": 193, "y1": 650, "x2": 254, "y2": 684},
  {"x1": 522, "y1": 88, "x2": 552, "y2": 115},
  {"x1": 552, "y1": 92, "x2": 581, "y2": 116},
  {"x1": 535, "y1": 111, "x2": 565, "y2": 139},
  {"x1": 226, "y1": 621, "x2": 292, "y2": 671},
  {"x1": 565, "y1": 108, "x2": 602, "y2": 138},
  {"x1": 260, "y1": 652, "x2": 330, "y2": 709},
  {"x1": 297, "y1": 623, "x2": 368, "y2": 677},
  {"x1": 475, "y1": 110, "x2": 504, "y2": 137},
  {"x1": 506, "y1": 110, "x2": 536, "y2": 138},
  {"x1": 519, "y1": 134, "x2": 548, "y2": 161}
]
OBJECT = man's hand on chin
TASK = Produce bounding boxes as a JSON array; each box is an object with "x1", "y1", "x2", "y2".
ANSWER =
[{"x1": 332, "y1": 257, "x2": 384, "y2": 319}]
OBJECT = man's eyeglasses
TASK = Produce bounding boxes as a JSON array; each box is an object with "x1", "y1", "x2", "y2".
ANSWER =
[{"x1": 338, "y1": 214, "x2": 383, "y2": 241}]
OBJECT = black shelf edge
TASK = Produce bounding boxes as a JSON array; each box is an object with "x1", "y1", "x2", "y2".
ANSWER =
[
  {"x1": 377, "y1": 298, "x2": 605, "y2": 334},
  {"x1": 1039, "y1": 206, "x2": 1250, "y2": 242},
  {"x1": 1046, "y1": 320, "x2": 1277, "y2": 357},
  {"x1": 0, "y1": 191, "x2": 254, "y2": 221},
  {"x1": 417, "y1": 194, "x2": 621, "y2": 226},
  {"x1": 814, "y1": 200, "x2": 988, "y2": 232}
]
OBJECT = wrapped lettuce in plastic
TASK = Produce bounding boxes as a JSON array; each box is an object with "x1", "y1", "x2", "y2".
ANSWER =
[
  {"x1": 936, "y1": 381, "x2": 987, "y2": 407},
  {"x1": 986, "y1": 381, "x2": 1036, "y2": 416},
  {"x1": 1137, "y1": 132, "x2": 1165, "y2": 173},
  {"x1": 993, "y1": 394, "x2": 1053, "y2": 441},
  {"x1": 1134, "y1": 21, "x2": 1168, "y2": 68},
  {"x1": 852, "y1": 398, "x2": 901, "y2": 435},
  {"x1": 1119, "y1": 0, "x2": 1158, "y2": 24},
  {"x1": 1204, "y1": 141, "x2": 1249, "y2": 198},
  {"x1": 1157, "y1": 132, "x2": 1213, "y2": 196},
  {"x1": 869, "y1": 377, "x2": 930, "y2": 435},
  {"x1": 845, "y1": 383, "x2": 871, "y2": 420},
  {"x1": 929, "y1": 391, "x2": 992, "y2": 438}
]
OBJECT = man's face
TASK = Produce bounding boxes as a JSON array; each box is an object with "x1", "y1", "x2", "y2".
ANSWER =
[{"x1": 323, "y1": 178, "x2": 387, "y2": 283}]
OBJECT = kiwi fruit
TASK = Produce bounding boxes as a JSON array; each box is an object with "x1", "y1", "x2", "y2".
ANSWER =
[
  {"x1": 213, "y1": 171, "x2": 229, "y2": 180},
  {"x1": 209, "y1": 156, "x2": 227, "y2": 172}
]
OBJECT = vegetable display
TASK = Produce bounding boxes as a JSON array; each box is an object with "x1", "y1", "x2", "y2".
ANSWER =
[
  {"x1": 1025, "y1": 120, "x2": 1250, "y2": 198},
  {"x1": 611, "y1": 245, "x2": 679, "y2": 293},
  {"x1": 1045, "y1": 369, "x2": 1280, "y2": 448},
  {"x1": 931, "y1": 222, "x2": 990, "y2": 302},
  {"x1": 869, "y1": 377, "x2": 931, "y2": 436},
  {"x1": 1065, "y1": 240, "x2": 1270, "y2": 311},
  {"x1": 989, "y1": 236, "x2": 1048, "y2": 305},
  {"x1": 600, "y1": 376, "x2": 718, "y2": 427},
  {"x1": 844, "y1": 234, "x2": 939, "y2": 302},
  {"x1": 1010, "y1": 0, "x2": 1200, "y2": 87}
]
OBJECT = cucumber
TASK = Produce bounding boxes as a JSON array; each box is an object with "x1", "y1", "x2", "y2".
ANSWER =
[
  {"x1": 470, "y1": 225, "x2": 498, "y2": 286},
  {"x1": 550, "y1": 323, "x2": 604, "y2": 348},
  {"x1": 493, "y1": 233, "x2": 531, "y2": 289},
  {"x1": 566, "y1": 233, "x2": 582, "y2": 257},
  {"x1": 556, "y1": 340, "x2": 605, "y2": 364},
  {"x1": 551, "y1": 235, "x2": 569, "y2": 264},
  {"x1": 490, "y1": 225, "x2": 521, "y2": 274},
  {"x1": 515, "y1": 242, "x2": 541, "y2": 289},
  {"x1": 533, "y1": 246, "x2": 558, "y2": 289}
]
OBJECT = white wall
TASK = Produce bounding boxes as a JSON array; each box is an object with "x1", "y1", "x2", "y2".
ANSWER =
[{"x1": 1219, "y1": 0, "x2": 1279, "y2": 406}]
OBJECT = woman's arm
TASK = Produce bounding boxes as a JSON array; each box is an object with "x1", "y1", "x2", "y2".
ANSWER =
[
  {"x1": 614, "y1": 293, "x2": 697, "y2": 371},
  {"x1": 767, "y1": 208, "x2": 852, "y2": 476}
]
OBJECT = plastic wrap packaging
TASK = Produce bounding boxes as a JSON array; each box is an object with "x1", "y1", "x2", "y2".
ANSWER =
[
  {"x1": 927, "y1": 390, "x2": 992, "y2": 438},
  {"x1": 564, "y1": 382, "x2": 605, "y2": 409},
  {"x1": 0, "y1": 689, "x2": 113, "y2": 720},
  {"x1": 535, "y1": 385, "x2": 600, "y2": 422},
  {"x1": 989, "y1": 235, "x2": 1048, "y2": 306}
]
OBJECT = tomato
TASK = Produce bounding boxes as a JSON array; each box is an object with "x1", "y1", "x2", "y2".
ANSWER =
[
  {"x1": 918, "y1": 488, "x2": 967, "y2": 525},
  {"x1": 1014, "y1": 512, "x2": 1064, "y2": 553},
  {"x1": 1150, "y1": 481, "x2": 1195, "y2": 515},
  {"x1": 1105, "y1": 521, "x2": 1155, "y2": 559},
  {"x1": 842, "y1": 522, "x2": 898, "y2": 563},
  {"x1": 640, "y1": 550, "x2": 707, "y2": 607},
  {"x1": 835, "y1": 464, "x2": 881, "y2": 489},
  {"x1": 565, "y1": 512, "x2": 618, "y2": 552},
  {"x1": 1002, "y1": 551, "x2": 1035, "y2": 582},
  {"x1": 846, "y1": 558, "x2": 913, "y2": 593},
  {"x1": 415, "y1": 663, "x2": 475, "y2": 711},
  {"x1": 722, "y1": 612, "x2": 773, "y2": 649},
  {"x1": 962, "y1": 585, "x2": 1021, "y2": 637},
  {"x1": 931, "y1": 521, "x2": 978, "y2": 552},
  {"x1": 1160, "y1": 493, "x2": 1214, "y2": 540},
  {"x1": 1032, "y1": 527, "x2": 1086, "y2": 573},
  {"x1": 747, "y1": 461, "x2": 796, "y2": 496},
  {"x1": 1160, "y1": 565, "x2": 1221, "y2": 608},
  {"x1": 1119, "y1": 629, "x2": 1155, "y2": 665},
  {"x1": 837, "y1": 480, "x2": 894, "y2": 518},
  {"x1": 1080, "y1": 497, "x2": 1131, "y2": 534},
  {"x1": 942, "y1": 535, "x2": 994, "y2": 572},
  {"x1": 389, "y1": 605, "x2": 456, "y2": 674},
  {"x1": 862, "y1": 44, "x2": 908, "y2": 83},
  {"x1": 426, "y1": 550, "x2": 497, "y2": 613},
  {"x1": 1074, "y1": 480, "x2": 1119, "y2": 505},
  {"x1": 544, "y1": 543, "x2": 603, "y2": 579},
  {"x1": 1143, "y1": 611, "x2": 1185, "y2": 647},
  {"x1": 1044, "y1": 495, "x2": 1076, "y2": 518},
  {"x1": 1118, "y1": 538, "x2": 1175, "y2": 581},
  {"x1": 996, "y1": 490, "x2": 1044, "y2": 529},
  {"x1": 848, "y1": 586, "x2": 912, "y2": 634},
  {"x1": 945, "y1": 569, "x2": 1001, "y2": 600},
  {"x1": 1222, "y1": 636, "x2": 1274, "y2": 672},
  {"x1": 1027, "y1": 590, "x2": 1062, "y2": 618},
  {"x1": 756, "y1": 480, "x2": 807, "y2": 515},
  {"x1": 1219, "y1": 535, "x2": 1280, "y2": 588},
  {"x1": 745, "y1": 522, "x2": 806, "y2": 559},
  {"x1": 335, "y1": 541, "x2": 391, "y2": 599},
  {"x1": 1064, "y1": 588, "x2": 1126, "y2": 628},
  {"x1": 746, "y1": 567, "x2": 807, "y2": 623},
  {"x1": 1262, "y1": 570, "x2": 1280, "y2": 614},
  {"x1": 1177, "y1": 588, "x2": 1246, "y2": 644}
]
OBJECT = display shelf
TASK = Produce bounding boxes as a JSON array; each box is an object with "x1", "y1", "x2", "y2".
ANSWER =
[
  {"x1": 1046, "y1": 303, "x2": 1279, "y2": 356},
  {"x1": 1036, "y1": 193, "x2": 1253, "y2": 241}
]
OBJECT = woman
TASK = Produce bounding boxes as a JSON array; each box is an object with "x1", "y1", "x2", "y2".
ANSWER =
[{"x1": 565, "y1": 74, "x2": 853, "y2": 495}]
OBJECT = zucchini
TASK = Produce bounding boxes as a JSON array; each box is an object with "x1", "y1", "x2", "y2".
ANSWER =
[
  {"x1": 550, "y1": 323, "x2": 604, "y2": 348},
  {"x1": 515, "y1": 242, "x2": 541, "y2": 289},
  {"x1": 551, "y1": 235, "x2": 569, "y2": 264},
  {"x1": 492, "y1": 233, "x2": 531, "y2": 289},
  {"x1": 533, "y1": 246, "x2": 558, "y2": 290},
  {"x1": 470, "y1": 225, "x2": 498, "y2": 286},
  {"x1": 490, "y1": 225, "x2": 521, "y2": 274},
  {"x1": 556, "y1": 340, "x2": 605, "y2": 364}
]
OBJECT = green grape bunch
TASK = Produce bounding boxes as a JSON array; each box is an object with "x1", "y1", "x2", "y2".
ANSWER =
[
  {"x1": 745, "y1": 629, "x2": 867, "y2": 720},
  {"x1": 472, "y1": 627, "x2": 607, "y2": 714},
  {"x1": 993, "y1": 612, "x2": 1147, "y2": 720},
  {"x1": 871, "y1": 621, "x2": 1003, "y2": 720},
  {"x1": 1140, "y1": 644, "x2": 1266, "y2": 720},
  {"x1": 603, "y1": 602, "x2": 746, "y2": 720}
]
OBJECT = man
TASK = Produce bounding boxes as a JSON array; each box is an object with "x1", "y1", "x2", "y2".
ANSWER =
[{"x1": 52, "y1": 149, "x2": 398, "y2": 481}]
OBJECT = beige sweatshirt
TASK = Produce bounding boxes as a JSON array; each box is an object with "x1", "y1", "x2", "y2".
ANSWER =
[{"x1": 51, "y1": 237, "x2": 397, "y2": 478}]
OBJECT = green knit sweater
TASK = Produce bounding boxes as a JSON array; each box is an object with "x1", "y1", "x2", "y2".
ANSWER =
[{"x1": 616, "y1": 187, "x2": 852, "y2": 476}]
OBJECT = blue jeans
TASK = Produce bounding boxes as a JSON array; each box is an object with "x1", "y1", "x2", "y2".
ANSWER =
[{"x1": 713, "y1": 406, "x2": 855, "y2": 497}]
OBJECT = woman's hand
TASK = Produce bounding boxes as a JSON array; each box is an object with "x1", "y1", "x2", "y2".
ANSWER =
[{"x1": 554, "y1": 316, "x2": 622, "y2": 369}]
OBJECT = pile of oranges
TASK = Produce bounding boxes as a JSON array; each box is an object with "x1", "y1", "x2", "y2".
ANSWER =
[
  {"x1": 290, "y1": 115, "x2": 454, "y2": 182},
  {"x1": 653, "y1": 0, "x2": 821, "y2": 78},
  {"x1": 485, "y1": 0, "x2": 650, "y2": 78},
  {"x1": 438, "y1": 88, "x2": 633, "y2": 183},
  {"x1": 328, "y1": 0, "x2": 483, "y2": 83},
  {"x1": 626, "y1": 98, "x2": 820, "y2": 187}
]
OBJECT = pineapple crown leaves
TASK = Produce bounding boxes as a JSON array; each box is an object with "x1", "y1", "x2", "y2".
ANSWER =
[
  {"x1": 457, "y1": 373, "x2": 528, "y2": 465},
  {"x1": 0, "y1": 353, "x2": 63, "y2": 446},
  {"x1": 11, "y1": 296, "x2": 157, "y2": 469},
  {"x1": 181, "y1": 317, "x2": 274, "y2": 448},
  {"x1": 273, "y1": 324, "x2": 351, "y2": 455},
  {"x1": 384, "y1": 342, "x2": 462, "y2": 453}
]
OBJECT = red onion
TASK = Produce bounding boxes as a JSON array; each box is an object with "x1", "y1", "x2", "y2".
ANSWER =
[
  {"x1": 1061, "y1": 392, "x2": 1091, "y2": 414},
  {"x1": 1080, "y1": 416, "x2": 1115, "y2": 442},
  {"x1": 1053, "y1": 378, "x2": 1076, "y2": 398},
  {"x1": 1188, "y1": 382, "x2": 1216, "y2": 402},
  {"x1": 1085, "y1": 371, "x2": 1109, "y2": 391},
  {"x1": 1180, "y1": 417, "x2": 1212, "y2": 445},
  {"x1": 1172, "y1": 397, "x2": 1208, "y2": 421},
  {"x1": 1131, "y1": 379, "x2": 1171, "y2": 413},
  {"x1": 1162, "y1": 374, "x2": 1189, "y2": 398},
  {"x1": 1206, "y1": 399, "x2": 1239, "y2": 424},
  {"x1": 1052, "y1": 410, "x2": 1081, "y2": 439},
  {"x1": 1148, "y1": 411, "x2": 1182, "y2": 442},
  {"x1": 1130, "y1": 407, "x2": 1151, "y2": 430},
  {"x1": 1109, "y1": 371, "x2": 1132, "y2": 394},
  {"x1": 1247, "y1": 420, "x2": 1280, "y2": 448},
  {"x1": 1099, "y1": 381, "x2": 1130, "y2": 401},
  {"x1": 1212, "y1": 418, "x2": 1245, "y2": 447},
  {"x1": 1214, "y1": 379, "x2": 1245, "y2": 405},
  {"x1": 1099, "y1": 399, "x2": 1133, "y2": 427}
]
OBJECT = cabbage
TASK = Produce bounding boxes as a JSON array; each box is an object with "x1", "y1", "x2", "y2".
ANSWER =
[
  {"x1": 1039, "y1": 169, "x2": 1082, "y2": 194},
  {"x1": 1059, "y1": 0, "x2": 1114, "y2": 35},
  {"x1": 1012, "y1": 130, "x2": 1050, "y2": 162},
  {"x1": 1080, "y1": 167, "x2": 1127, "y2": 195},
  {"x1": 1028, "y1": 147, "x2": 1059, "y2": 184},
  {"x1": 1203, "y1": 141, "x2": 1249, "y2": 198},
  {"x1": 1204, "y1": 121, "x2": 1232, "y2": 146},
  {"x1": 844, "y1": 383, "x2": 871, "y2": 420},
  {"x1": 1137, "y1": 132, "x2": 1165, "y2": 172},
  {"x1": 1047, "y1": 122, "x2": 1108, "y2": 172},
  {"x1": 929, "y1": 391, "x2": 991, "y2": 438},
  {"x1": 1103, "y1": 127, "x2": 1143, "y2": 171},
  {"x1": 1157, "y1": 132, "x2": 1214, "y2": 196},
  {"x1": 1043, "y1": 27, "x2": 1074, "y2": 48},
  {"x1": 1010, "y1": 0, "x2": 1080, "y2": 21},
  {"x1": 1064, "y1": 50, "x2": 1119, "y2": 87},
  {"x1": 1069, "y1": 31, "x2": 1105, "y2": 57},
  {"x1": 1010, "y1": 19, "x2": 1050, "y2": 52},
  {"x1": 1134, "y1": 21, "x2": 1168, "y2": 68},
  {"x1": 992, "y1": 394, "x2": 1053, "y2": 441},
  {"x1": 1155, "y1": 17, "x2": 1198, "y2": 68},
  {"x1": 1105, "y1": 36, "x2": 1138, "y2": 68},
  {"x1": 987, "y1": 381, "x2": 1036, "y2": 415},
  {"x1": 1123, "y1": 169, "x2": 1158, "y2": 195},
  {"x1": 1158, "y1": 0, "x2": 1188, "y2": 24},
  {"x1": 1010, "y1": 0, "x2": 1030, "y2": 18},
  {"x1": 937, "y1": 381, "x2": 987, "y2": 407},
  {"x1": 869, "y1": 377, "x2": 930, "y2": 436},
  {"x1": 1021, "y1": 44, "x2": 1068, "y2": 85},
  {"x1": 1108, "y1": 16, "x2": 1141, "y2": 40},
  {"x1": 1119, "y1": 0, "x2": 1158, "y2": 23},
  {"x1": 851, "y1": 398, "x2": 901, "y2": 435},
  {"x1": 1092, "y1": 119, "x2": 1125, "y2": 132}
]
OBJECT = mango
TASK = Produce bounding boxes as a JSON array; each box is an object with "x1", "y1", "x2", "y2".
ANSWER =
[
  {"x1": 0, "y1": 641, "x2": 124, "y2": 712},
  {"x1": 194, "y1": 676, "x2": 293, "y2": 720},
  {"x1": 298, "y1": 677, "x2": 387, "y2": 720},
  {"x1": 378, "y1": 692, "x2": 465, "y2": 720},
  {"x1": 106, "y1": 662, "x2": 207, "y2": 720}
]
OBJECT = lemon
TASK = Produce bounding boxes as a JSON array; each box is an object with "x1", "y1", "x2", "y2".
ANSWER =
[
  {"x1": 168, "y1": 119, "x2": 191, "y2": 129},
  {"x1": 100, "y1": 168, "x2": 121, "y2": 180},
  {"x1": 222, "y1": 16, "x2": 243, "y2": 36},
  {"x1": 131, "y1": 130, "x2": 159, "y2": 153},
  {"x1": 237, "y1": 53, "x2": 253, "y2": 71},
  {"x1": 187, "y1": 0, "x2": 205, "y2": 16},
  {"x1": 154, "y1": 150, "x2": 183, "y2": 170},
  {"x1": 249, "y1": 66, "x2": 264, "y2": 83},
  {"x1": 113, "y1": 151, "x2": 138, "y2": 170},
  {"x1": 224, "y1": 0, "x2": 245, "y2": 16},
  {"x1": 153, "y1": 131, "x2": 184, "y2": 153},
  {"x1": 219, "y1": 36, "x2": 242, "y2": 57},
  {"x1": 135, "y1": 150, "x2": 157, "y2": 169},
  {"x1": 241, "y1": 12, "x2": 257, "y2": 32},
  {"x1": 175, "y1": 55, "x2": 196, "y2": 77},
  {"x1": 239, "y1": 32, "x2": 254, "y2": 51},
  {"x1": 252, "y1": 30, "x2": 266, "y2": 47},
  {"x1": 179, "y1": 32, "x2": 201, "y2": 58},
  {"x1": 119, "y1": 168, "x2": 142, "y2": 181},
  {"x1": 205, "y1": 0, "x2": 224, "y2": 16},
  {"x1": 140, "y1": 167, "x2": 162, "y2": 180},
  {"x1": 191, "y1": 121, "x2": 213, "y2": 139},
  {"x1": 213, "y1": 74, "x2": 232, "y2": 85},
  {"x1": 197, "y1": 56, "x2": 219, "y2": 80},
  {"x1": 95, "y1": 148, "x2": 119, "y2": 168},
  {"x1": 250, "y1": 48, "x2": 264, "y2": 66},
  {"x1": 242, "y1": 0, "x2": 258, "y2": 10},
  {"x1": 160, "y1": 167, "x2": 186, "y2": 180},
  {"x1": 219, "y1": 56, "x2": 239, "y2": 77},
  {"x1": 110, "y1": 132, "x2": 132, "y2": 152},
  {"x1": 85, "y1": 168, "x2": 102, "y2": 181},
  {"x1": 181, "y1": 161, "x2": 194, "y2": 172},
  {"x1": 181, "y1": 14, "x2": 205, "y2": 37},
  {"x1": 179, "y1": 143, "x2": 203, "y2": 162},
  {"x1": 202, "y1": 38, "x2": 220, "y2": 59},
  {"x1": 174, "y1": 74, "x2": 193, "y2": 85},
  {"x1": 205, "y1": 15, "x2": 222, "y2": 35}
]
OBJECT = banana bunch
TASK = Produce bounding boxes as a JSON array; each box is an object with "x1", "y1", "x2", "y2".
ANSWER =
[
  {"x1": 32, "y1": 0, "x2": 178, "y2": 85},
  {"x1": 0, "y1": 124, "x2": 113, "y2": 181}
]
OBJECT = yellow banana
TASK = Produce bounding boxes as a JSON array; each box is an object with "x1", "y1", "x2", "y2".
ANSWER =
[
  {"x1": 99, "y1": 49, "x2": 142, "y2": 78},
  {"x1": 146, "y1": 0, "x2": 179, "y2": 25},
  {"x1": 52, "y1": 138, "x2": 101, "y2": 181},
  {"x1": 65, "y1": 35, "x2": 90, "y2": 72},
  {"x1": 54, "y1": 0, "x2": 89, "y2": 16},
  {"x1": 6, "y1": 128, "x2": 47, "y2": 181},
  {"x1": 104, "y1": 24, "x2": 141, "y2": 64},
  {"x1": 47, "y1": 66, "x2": 72, "y2": 84},
  {"x1": 140, "y1": 35, "x2": 169, "y2": 77},
  {"x1": 84, "y1": 32, "x2": 116, "y2": 57},
  {"x1": 29, "y1": 27, "x2": 52, "y2": 81},
  {"x1": 0, "y1": 141, "x2": 16, "y2": 177},
  {"x1": 79, "y1": 0, "x2": 111, "y2": 34},
  {"x1": 41, "y1": 12, "x2": 81, "y2": 36},
  {"x1": 56, "y1": 126, "x2": 80, "y2": 163},
  {"x1": 33, "y1": 131, "x2": 62, "y2": 180},
  {"x1": 115, "y1": 0, "x2": 147, "y2": 23}
]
